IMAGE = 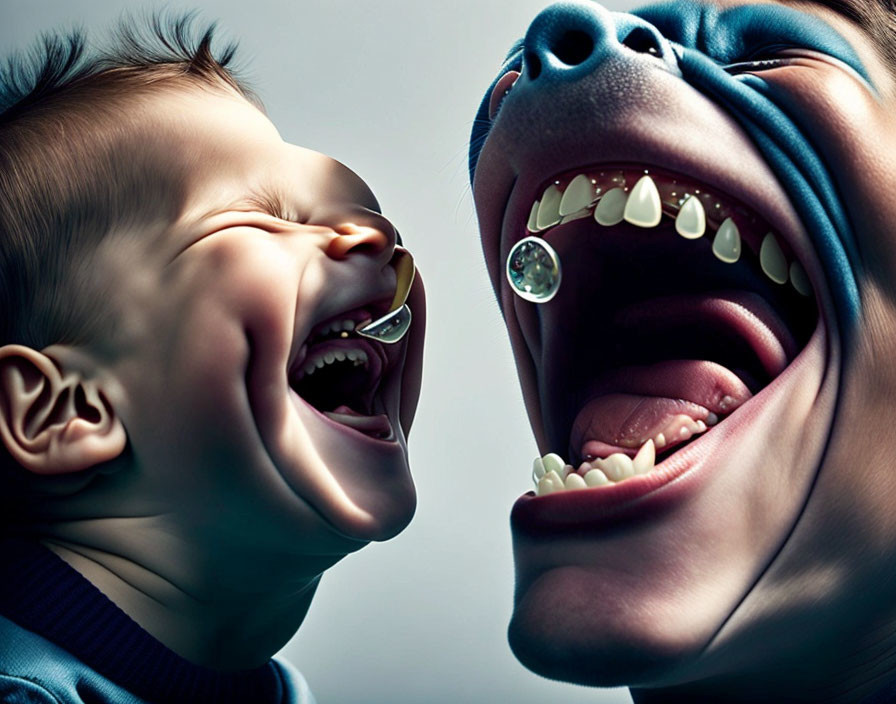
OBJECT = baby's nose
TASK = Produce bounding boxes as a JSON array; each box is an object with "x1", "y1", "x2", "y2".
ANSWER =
[{"x1": 325, "y1": 211, "x2": 396, "y2": 264}]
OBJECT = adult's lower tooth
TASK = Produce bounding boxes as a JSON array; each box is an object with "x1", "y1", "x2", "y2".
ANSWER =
[
  {"x1": 760, "y1": 232, "x2": 788, "y2": 284},
  {"x1": 594, "y1": 188, "x2": 628, "y2": 226},
  {"x1": 633, "y1": 439, "x2": 656, "y2": 474},
  {"x1": 532, "y1": 457, "x2": 546, "y2": 484},
  {"x1": 595, "y1": 453, "x2": 634, "y2": 481},
  {"x1": 712, "y1": 218, "x2": 741, "y2": 263},
  {"x1": 675, "y1": 195, "x2": 706, "y2": 239},
  {"x1": 565, "y1": 473, "x2": 587, "y2": 490},
  {"x1": 559, "y1": 174, "x2": 594, "y2": 216},
  {"x1": 536, "y1": 185, "x2": 562, "y2": 230},
  {"x1": 623, "y1": 175, "x2": 662, "y2": 228},
  {"x1": 542, "y1": 453, "x2": 566, "y2": 477},
  {"x1": 536, "y1": 470, "x2": 564, "y2": 496},
  {"x1": 584, "y1": 469, "x2": 610, "y2": 487}
]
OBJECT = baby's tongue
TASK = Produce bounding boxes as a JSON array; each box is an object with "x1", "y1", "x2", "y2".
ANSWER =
[{"x1": 571, "y1": 360, "x2": 753, "y2": 459}]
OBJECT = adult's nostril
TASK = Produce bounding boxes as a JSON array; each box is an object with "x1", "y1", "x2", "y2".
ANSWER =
[
  {"x1": 621, "y1": 26, "x2": 663, "y2": 57},
  {"x1": 524, "y1": 51, "x2": 542, "y2": 80},
  {"x1": 552, "y1": 30, "x2": 595, "y2": 66}
]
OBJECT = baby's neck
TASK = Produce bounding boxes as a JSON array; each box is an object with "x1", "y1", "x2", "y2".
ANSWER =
[{"x1": 40, "y1": 533, "x2": 319, "y2": 669}]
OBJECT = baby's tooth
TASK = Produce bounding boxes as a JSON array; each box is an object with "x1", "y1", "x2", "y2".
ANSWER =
[
  {"x1": 527, "y1": 201, "x2": 540, "y2": 232},
  {"x1": 594, "y1": 188, "x2": 628, "y2": 226},
  {"x1": 596, "y1": 453, "x2": 634, "y2": 482},
  {"x1": 584, "y1": 468, "x2": 610, "y2": 487},
  {"x1": 675, "y1": 195, "x2": 706, "y2": 239},
  {"x1": 623, "y1": 175, "x2": 662, "y2": 228},
  {"x1": 536, "y1": 470, "x2": 564, "y2": 496},
  {"x1": 542, "y1": 453, "x2": 566, "y2": 477},
  {"x1": 633, "y1": 439, "x2": 656, "y2": 475},
  {"x1": 343, "y1": 320, "x2": 356, "y2": 331},
  {"x1": 790, "y1": 261, "x2": 812, "y2": 297},
  {"x1": 712, "y1": 218, "x2": 741, "y2": 263},
  {"x1": 536, "y1": 185, "x2": 562, "y2": 230},
  {"x1": 559, "y1": 174, "x2": 594, "y2": 216},
  {"x1": 334, "y1": 351, "x2": 346, "y2": 361},
  {"x1": 655, "y1": 432, "x2": 666, "y2": 449},
  {"x1": 760, "y1": 233, "x2": 788, "y2": 284},
  {"x1": 565, "y1": 473, "x2": 587, "y2": 490},
  {"x1": 315, "y1": 357, "x2": 326, "y2": 369},
  {"x1": 578, "y1": 461, "x2": 593, "y2": 473},
  {"x1": 324, "y1": 352, "x2": 336, "y2": 364}
]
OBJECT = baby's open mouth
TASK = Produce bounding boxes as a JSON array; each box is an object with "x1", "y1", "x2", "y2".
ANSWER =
[
  {"x1": 289, "y1": 310, "x2": 396, "y2": 440},
  {"x1": 511, "y1": 164, "x2": 819, "y2": 495}
]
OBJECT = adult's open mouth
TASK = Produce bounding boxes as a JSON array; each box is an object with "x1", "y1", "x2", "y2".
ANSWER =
[
  {"x1": 289, "y1": 304, "x2": 403, "y2": 442},
  {"x1": 505, "y1": 162, "x2": 825, "y2": 524}
]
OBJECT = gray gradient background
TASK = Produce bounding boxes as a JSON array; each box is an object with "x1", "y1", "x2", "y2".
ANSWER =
[{"x1": 2, "y1": 1, "x2": 635, "y2": 702}]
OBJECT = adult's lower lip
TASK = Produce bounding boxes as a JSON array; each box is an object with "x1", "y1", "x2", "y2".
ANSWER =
[{"x1": 511, "y1": 316, "x2": 826, "y2": 535}]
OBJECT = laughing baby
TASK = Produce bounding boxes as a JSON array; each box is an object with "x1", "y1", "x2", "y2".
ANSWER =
[{"x1": 0, "y1": 15, "x2": 424, "y2": 704}]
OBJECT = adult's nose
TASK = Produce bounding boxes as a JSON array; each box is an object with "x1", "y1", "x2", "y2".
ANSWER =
[{"x1": 518, "y1": 0, "x2": 678, "y2": 86}]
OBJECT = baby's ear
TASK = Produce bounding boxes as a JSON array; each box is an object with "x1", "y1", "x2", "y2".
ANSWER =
[{"x1": 0, "y1": 345, "x2": 126, "y2": 475}]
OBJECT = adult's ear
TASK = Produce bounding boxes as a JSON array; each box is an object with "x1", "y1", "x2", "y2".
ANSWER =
[{"x1": 0, "y1": 344, "x2": 126, "y2": 475}]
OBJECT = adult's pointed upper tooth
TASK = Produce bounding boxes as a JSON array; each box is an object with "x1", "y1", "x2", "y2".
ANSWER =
[
  {"x1": 759, "y1": 232, "x2": 788, "y2": 284},
  {"x1": 559, "y1": 174, "x2": 595, "y2": 216},
  {"x1": 536, "y1": 185, "x2": 562, "y2": 230},
  {"x1": 527, "y1": 201, "x2": 540, "y2": 231},
  {"x1": 633, "y1": 439, "x2": 656, "y2": 474},
  {"x1": 675, "y1": 195, "x2": 706, "y2": 239},
  {"x1": 712, "y1": 217, "x2": 741, "y2": 263},
  {"x1": 623, "y1": 175, "x2": 662, "y2": 228},
  {"x1": 594, "y1": 188, "x2": 628, "y2": 226}
]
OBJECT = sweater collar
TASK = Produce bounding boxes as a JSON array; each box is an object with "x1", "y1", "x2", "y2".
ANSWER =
[{"x1": 0, "y1": 537, "x2": 285, "y2": 704}]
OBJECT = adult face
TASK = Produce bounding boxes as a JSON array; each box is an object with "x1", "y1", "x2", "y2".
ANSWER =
[{"x1": 470, "y1": 0, "x2": 896, "y2": 699}]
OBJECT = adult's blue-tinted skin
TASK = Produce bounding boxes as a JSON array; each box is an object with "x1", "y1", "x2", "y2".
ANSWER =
[
  {"x1": 470, "y1": 1, "x2": 870, "y2": 337},
  {"x1": 469, "y1": 0, "x2": 896, "y2": 700}
]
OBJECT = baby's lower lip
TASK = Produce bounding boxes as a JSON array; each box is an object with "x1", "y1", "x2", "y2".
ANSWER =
[{"x1": 323, "y1": 405, "x2": 393, "y2": 440}]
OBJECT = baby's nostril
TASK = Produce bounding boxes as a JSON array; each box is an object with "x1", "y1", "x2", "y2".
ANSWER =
[
  {"x1": 552, "y1": 30, "x2": 595, "y2": 66},
  {"x1": 621, "y1": 26, "x2": 662, "y2": 57},
  {"x1": 524, "y1": 51, "x2": 542, "y2": 80}
]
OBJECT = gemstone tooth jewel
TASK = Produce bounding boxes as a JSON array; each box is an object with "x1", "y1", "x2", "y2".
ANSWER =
[
  {"x1": 356, "y1": 305, "x2": 413, "y2": 344},
  {"x1": 675, "y1": 194, "x2": 706, "y2": 239},
  {"x1": 594, "y1": 187, "x2": 628, "y2": 226},
  {"x1": 760, "y1": 232, "x2": 788, "y2": 284},
  {"x1": 596, "y1": 453, "x2": 634, "y2": 482},
  {"x1": 790, "y1": 261, "x2": 812, "y2": 296},
  {"x1": 633, "y1": 439, "x2": 656, "y2": 475},
  {"x1": 559, "y1": 174, "x2": 594, "y2": 216},
  {"x1": 712, "y1": 218, "x2": 742, "y2": 263},
  {"x1": 584, "y1": 468, "x2": 610, "y2": 487},
  {"x1": 527, "y1": 200, "x2": 540, "y2": 232},
  {"x1": 536, "y1": 184, "x2": 562, "y2": 230},
  {"x1": 623, "y1": 175, "x2": 662, "y2": 228},
  {"x1": 505, "y1": 236, "x2": 562, "y2": 303},
  {"x1": 565, "y1": 473, "x2": 587, "y2": 491}
]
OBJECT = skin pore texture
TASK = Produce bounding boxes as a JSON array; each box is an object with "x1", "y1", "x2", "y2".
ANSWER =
[
  {"x1": 470, "y1": 0, "x2": 896, "y2": 700},
  {"x1": 0, "y1": 87, "x2": 425, "y2": 669}
]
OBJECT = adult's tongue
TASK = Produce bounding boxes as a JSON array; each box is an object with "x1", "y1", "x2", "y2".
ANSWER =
[{"x1": 570, "y1": 360, "x2": 753, "y2": 461}]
